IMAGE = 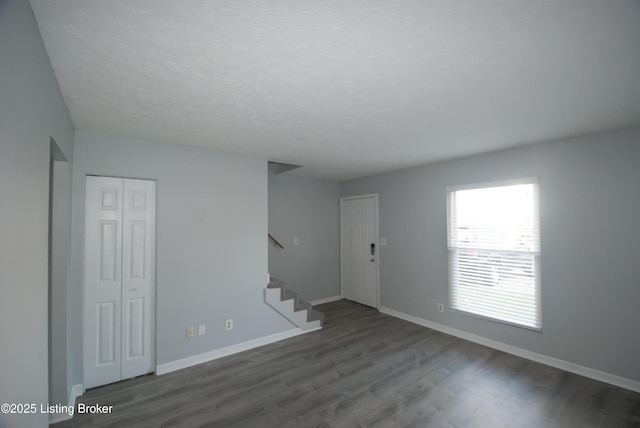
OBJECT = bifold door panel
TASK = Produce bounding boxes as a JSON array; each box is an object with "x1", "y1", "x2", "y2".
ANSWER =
[{"x1": 84, "y1": 176, "x2": 156, "y2": 389}]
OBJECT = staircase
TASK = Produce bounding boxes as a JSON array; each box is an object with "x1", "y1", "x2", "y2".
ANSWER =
[{"x1": 264, "y1": 278, "x2": 324, "y2": 331}]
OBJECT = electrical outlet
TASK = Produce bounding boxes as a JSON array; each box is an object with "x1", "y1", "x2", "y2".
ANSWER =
[
  {"x1": 198, "y1": 324, "x2": 206, "y2": 336},
  {"x1": 438, "y1": 303, "x2": 444, "y2": 312},
  {"x1": 186, "y1": 326, "x2": 195, "y2": 339},
  {"x1": 225, "y1": 319, "x2": 233, "y2": 331}
]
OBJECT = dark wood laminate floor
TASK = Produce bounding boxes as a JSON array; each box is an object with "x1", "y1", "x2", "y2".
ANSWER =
[{"x1": 53, "y1": 300, "x2": 640, "y2": 427}]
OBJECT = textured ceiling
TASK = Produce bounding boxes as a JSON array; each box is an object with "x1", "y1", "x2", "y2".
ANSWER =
[{"x1": 30, "y1": 0, "x2": 640, "y2": 180}]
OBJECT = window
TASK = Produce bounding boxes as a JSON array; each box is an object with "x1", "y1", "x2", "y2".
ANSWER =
[{"x1": 447, "y1": 178, "x2": 541, "y2": 330}]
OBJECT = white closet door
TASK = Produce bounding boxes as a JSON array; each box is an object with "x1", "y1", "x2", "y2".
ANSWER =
[
  {"x1": 84, "y1": 176, "x2": 124, "y2": 388},
  {"x1": 84, "y1": 176, "x2": 156, "y2": 389},
  {"x1": 121, "y1": 178, "x2": 155, "y2": 379}
]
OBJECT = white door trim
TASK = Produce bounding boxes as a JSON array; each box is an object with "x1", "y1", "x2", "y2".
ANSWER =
[{"x1": 340, "y1": 194, "x2": 380, "y2": 308}]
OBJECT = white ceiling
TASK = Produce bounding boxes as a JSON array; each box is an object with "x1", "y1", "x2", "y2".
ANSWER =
[{"x1": 30, "y1": 0, "x2": 640, "y2": 180}]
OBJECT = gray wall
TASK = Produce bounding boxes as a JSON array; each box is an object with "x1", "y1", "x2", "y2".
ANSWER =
[
  {"x1": 71, "y1": 131, "x2": 293, "y2": 369},
  {"x1": 268, "y1": 171, "x2": 340, "y2": 301},
  {"x1": 341, "y1": 126, "x2": 640, "y2": 383},
  {"x1": 49, "y1": 156, "x2": 72, "y2": 409},
  {"x1": 0, "y1": 0, "x2": 75, "y2": 426}
]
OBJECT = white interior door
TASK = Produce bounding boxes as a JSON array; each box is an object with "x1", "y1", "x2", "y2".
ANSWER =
[
  {"x1": 84, "y1": 176, "x2": 123, "y2": 388},
  {"x1": 121, "y1": 179, "x2": 155, "y2": 379},
  {"x1": 84, "y1": 176, "x2": 155, "y2": 389},
  {"x1": 341, "y1": 195, "x2": 378, "y2": 308}
]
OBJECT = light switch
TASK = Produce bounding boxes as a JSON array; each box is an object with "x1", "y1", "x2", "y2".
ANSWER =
[
  {"x1": 293, "y1": 237, "x2": 299, "y2": 245},
  {"x1": 380, "y1": 238, "x2": 387, "y2": 246}
]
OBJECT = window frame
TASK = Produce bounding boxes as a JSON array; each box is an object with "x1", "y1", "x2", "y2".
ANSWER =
[{"x1": 446, "y1": 177, "x2": 542, "y2": 331}]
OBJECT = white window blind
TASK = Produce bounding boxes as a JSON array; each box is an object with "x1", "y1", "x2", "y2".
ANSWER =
[{"x1": 447, "y1": 179, "x2": 541, "y2": 330}]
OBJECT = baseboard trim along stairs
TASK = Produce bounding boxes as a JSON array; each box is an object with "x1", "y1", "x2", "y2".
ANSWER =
[
  {"x1": 48, "y1": 384, "x2": 83, "y2": 424},
  {"x1": 265, "y1": 277, "x2": 324, "y2": 331}
]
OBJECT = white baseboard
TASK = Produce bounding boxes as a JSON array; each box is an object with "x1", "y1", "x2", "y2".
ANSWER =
[
  {"x1": 309, "y1": 295, "x2": 342, "y2": 305},
  {"x1": 156, "y1": 328, "x2": 310, "y2": 375},
  {"x1": 69, "y1": 383, "x2": 84, "y2": 405},
  {"x1": 379, "y1": 306, "x2": 640, "y2": 394},
  {"x1": 49, "y1": 383, "x2": 84, "y2": 424}
]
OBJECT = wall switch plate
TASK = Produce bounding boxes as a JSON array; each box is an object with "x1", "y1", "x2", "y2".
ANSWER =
[
  {"x1": 293, "y1": 237, "x2": 299, "y2": 245},
  {"x1": 380, "y1": 238, "x2": 387, "y2": 246},
  {"x1": 198, "y1": 324, "x2": 206, "y2": 336},
  {"x1": 186, "y1": 326, "x2": 195, "y2": 339},
  {"x1": 225, "y1": 319, "x2": 233, "y2": 331}
]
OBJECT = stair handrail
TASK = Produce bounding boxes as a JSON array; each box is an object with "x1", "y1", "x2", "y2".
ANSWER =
[{"x1": 268, "y1": 233, "x2": 284, "y2": 249}]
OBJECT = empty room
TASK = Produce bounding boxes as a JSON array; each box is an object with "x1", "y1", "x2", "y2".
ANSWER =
[{"x1": 1, "y1": 0, "x2": 640, "y2": 427}]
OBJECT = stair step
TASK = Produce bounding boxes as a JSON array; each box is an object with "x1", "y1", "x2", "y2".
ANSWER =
[
  {"x1": 307, "y1": 309, "x2": 324, "y2": 323},
  {"x1": 267, "y1": 278, "x2": 284, "y2": 289},
  {"x1": 294, "y1": 299, "x2": 310, "y2": 312},
  {"x1": 283, "y1": 289, "x2": 298, "y2": 301},
  {"x1": 264, "y1": 277, "x2": 323, "y2": 331}
]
